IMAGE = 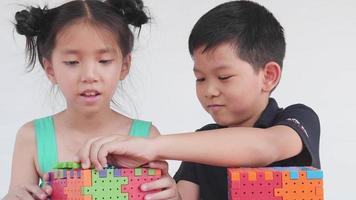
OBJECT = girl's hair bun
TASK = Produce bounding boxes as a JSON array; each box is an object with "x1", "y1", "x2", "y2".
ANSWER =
[
  {"x1": 15, "y1": 6, "x2": 46, "y2": 37},
  {"x1": 106, "y1": 0, "x2": 149, "y2": 27}
]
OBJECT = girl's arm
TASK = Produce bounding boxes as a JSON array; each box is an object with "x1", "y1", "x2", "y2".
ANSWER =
[{"x1": 4, "y1": 122, "x2": 51, "y2": 200}]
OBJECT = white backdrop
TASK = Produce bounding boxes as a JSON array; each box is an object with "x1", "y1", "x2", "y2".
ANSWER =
[{"x1": 1, "y1": 0, "x2": 355, "y2": 198}]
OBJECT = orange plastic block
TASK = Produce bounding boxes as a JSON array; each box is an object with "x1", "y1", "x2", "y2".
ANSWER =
[{"x1": 228, "y1": 166, "x2": 323, "y2": 200}]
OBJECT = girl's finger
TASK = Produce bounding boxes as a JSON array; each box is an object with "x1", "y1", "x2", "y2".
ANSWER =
[
  {"x1": 144, "y1": 188, "x2": 176, "y2": 200},
  {"x1": 145, "y1": 161, "x2": 169, "y2": 175},
  {"x1": 24, "y1": 185, "x2": 47, "y2": 200},
  {"x1": 41, "y1": 173, "x2": 53, "y2": 195},
  {"x1": 141, "y1": 176, "x2": 173, "y2": 192},
  {"x1": 15, "y1": 189, "x2": 34, "y2": 200},
  {"x1": 42, "y1": 184, "x2": 52, "y2": 196}
]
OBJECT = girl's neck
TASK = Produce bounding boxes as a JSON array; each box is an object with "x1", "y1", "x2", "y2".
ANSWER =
[{"x1": 56, "y1": 107, "x2": 123, "y2": 135}]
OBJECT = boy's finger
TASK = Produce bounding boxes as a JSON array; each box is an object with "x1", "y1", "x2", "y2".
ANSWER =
[
  {"x1": 89, "y1": 135, "x2": 120, "y2": 170},
  {"x1": 97, "y1": 140, "x2": 126, "y2": 167},
  {"x1": 89, "y1": 140, "x2": 104, "y2": 170},
  {"x1": 141, "y1": 176, "x2": 173, "y2": 192},
  {"x1": 78, "y1": 137, "x2": 101, "y2": 169}
]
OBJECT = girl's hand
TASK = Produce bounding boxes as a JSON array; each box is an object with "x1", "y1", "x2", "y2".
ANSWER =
[
  {"x1": 78, "y1": 135, "x2": 156, "y2": 170},
  {"x1": 3, "y1": 179, "x2": 52, "y2": 200},
  {"x1": 140, "y1": 161, "x2": 181, "y2": 200}
]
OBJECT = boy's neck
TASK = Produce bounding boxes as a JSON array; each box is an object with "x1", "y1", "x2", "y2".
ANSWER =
[{"x1": 230, "y1": 98, "x2": 270, "y2": 128}]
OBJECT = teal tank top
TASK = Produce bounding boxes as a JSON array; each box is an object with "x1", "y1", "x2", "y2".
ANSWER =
[{"x1": 34, "y1": 116, "x2": 152, "y2": 174}]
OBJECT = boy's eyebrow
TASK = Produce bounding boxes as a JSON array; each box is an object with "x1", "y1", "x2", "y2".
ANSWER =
[
  {"x1": 95, "y1": 48, "x2": 117, "y2": 54},
  {"x1": 193, "y1": 65, "x2": 233, "y2": 73},
  {"x1": 193, "y1": 67, "x2": 200, "y2": 72}
]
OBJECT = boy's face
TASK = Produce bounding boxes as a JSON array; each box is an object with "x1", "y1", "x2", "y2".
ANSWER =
[{"x1": 193, "y1": 43, "x2": 269, "y2": 127}]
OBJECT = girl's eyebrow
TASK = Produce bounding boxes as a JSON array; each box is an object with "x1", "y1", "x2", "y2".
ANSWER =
[
  {"x1": 60, "y1": 49, "x2": 79, "y2": 55},
  {"x1": 60, "y1": 48, "x2": 117, "y2": 55}
]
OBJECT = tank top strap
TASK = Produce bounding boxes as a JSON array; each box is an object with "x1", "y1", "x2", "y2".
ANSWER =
[
  {"x1": 129, "y1": 119, "x2": 152, "y2": 138},
  {"x1": 34, "y1": 116, "x2": 58, "y2": 174}
]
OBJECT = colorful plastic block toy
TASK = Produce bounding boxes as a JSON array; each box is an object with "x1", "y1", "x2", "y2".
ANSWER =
[
  {"x1": 48, "y1": 162, "x2": 161, "y2": 200},
  {"x1": 228, "y1": 166, "x2": 323, "y2": 200}
]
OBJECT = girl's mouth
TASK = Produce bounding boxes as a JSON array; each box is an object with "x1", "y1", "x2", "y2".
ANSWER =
[{"x1": 80, "y1": 90, "x2": 101, "y2": 104}]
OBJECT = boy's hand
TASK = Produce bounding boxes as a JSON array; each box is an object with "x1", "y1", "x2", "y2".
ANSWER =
[
  {"x1": 140, "y1": 161, "x2": 181, "y2": 200},
  {"x1": 78, "y1": 135, "x2": 156, "y2": 170}
]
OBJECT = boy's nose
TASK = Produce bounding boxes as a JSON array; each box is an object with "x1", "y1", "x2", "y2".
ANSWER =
[{"x1": 204, "y1": 83, "x2": 220, "y2": 98}]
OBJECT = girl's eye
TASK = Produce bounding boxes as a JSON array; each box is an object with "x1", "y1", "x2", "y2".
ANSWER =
[
  {"x1": 196, "y1": 78, "x2": 205, "y2": 82},
  {"x1": 218, "y1": 75, "x2": 234, "y2": 80},
  {"x1": 99, "y1": 59, "x2": 113, "y2": 64},
  {"x1": 63, "y1": 61, "x2": 79, "y2": 65}
]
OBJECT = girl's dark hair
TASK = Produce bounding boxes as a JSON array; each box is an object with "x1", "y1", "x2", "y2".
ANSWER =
[
  {"x1": 189, "y1": 0, "x2": 286, "y2": 71},
  {"x1": 15, "y1": 0, "x2": 149, "y2": 71}
]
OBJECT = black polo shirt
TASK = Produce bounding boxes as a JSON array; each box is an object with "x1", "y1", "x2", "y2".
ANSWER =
[{"x1": 173, "y1": 98, "x2": 320, "y2": 200}]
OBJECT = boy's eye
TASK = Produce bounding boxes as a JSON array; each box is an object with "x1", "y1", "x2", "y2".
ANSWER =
[
  {"x1": 99, "y1": 59, "x2": 113, "y2": 64},
  {"x1": 218, "y1": 75, "x2": 234, "y2": 80},
  {"x1": 63, "y1": 61, "x2": 79, "y2": 65}
]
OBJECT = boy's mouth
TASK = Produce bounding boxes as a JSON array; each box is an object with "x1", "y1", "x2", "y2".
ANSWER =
[
  {"x1": 207, "y1": 104, "x2": 224, "y2": 112},
  {"x1": 207, "y1": 104, "x2": 224, "y2": 107}
]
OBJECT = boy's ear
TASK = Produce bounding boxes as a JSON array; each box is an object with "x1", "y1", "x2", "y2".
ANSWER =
[
  {"x1": 119, "y1": 54, "x2": 131, "y2": 80},
  {"x1": 261, "y1": 61, "x2": 281, "y2": 92},
  {"x1": 43, "y1": 58, "x2": 57, "y2": 84}
]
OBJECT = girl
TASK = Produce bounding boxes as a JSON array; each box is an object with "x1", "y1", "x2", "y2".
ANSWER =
[{"x1": 5, "y1": 0, "x2": 179, "y2": 200}]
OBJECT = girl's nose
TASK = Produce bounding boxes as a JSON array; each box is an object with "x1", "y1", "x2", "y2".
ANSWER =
[{"x1": 81, "y1": 63, "x2": 98, "y2": 83}]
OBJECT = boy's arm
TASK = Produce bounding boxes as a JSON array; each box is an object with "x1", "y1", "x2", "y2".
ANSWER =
[
  {"x1": 153, "y1": 125, "x2": 302, "y2": 167},
  {"x1": 84, "y1": 124, "x2": 305, "y2": 168},
  {"x1": 81, "y1": 104, "x2": 318, "y2": 168}
]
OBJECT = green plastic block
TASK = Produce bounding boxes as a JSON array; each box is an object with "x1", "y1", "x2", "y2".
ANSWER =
[
  {"x1": 54, "y1": 162, "x2": 81, "y2": 169},
  {"x1": 82, "y1": 169, "x2": 129, "y2": 200},
  {"x1": 134, "y1": 168, "x2": 142, "y2": 176},
  {"x1": 148, "y1": 169, "x2": 156, "y2": 176}
]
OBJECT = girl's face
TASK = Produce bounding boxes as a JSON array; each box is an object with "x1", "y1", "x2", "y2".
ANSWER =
[
  {"x1": 193, "y1": 43, "x2": 271, "y2": 127},
  {"x1": 44, "y1": 20, "x2": 130, "y2": 113}
]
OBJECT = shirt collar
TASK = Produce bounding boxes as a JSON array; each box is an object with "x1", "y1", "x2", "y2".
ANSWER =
[{"x1": 253, "y1": 98, "x2": 280, "y2": 128}]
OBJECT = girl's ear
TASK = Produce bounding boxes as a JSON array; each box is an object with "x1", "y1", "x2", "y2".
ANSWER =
[
  {"x1": 119, "y1": 54, "x2": 131, "y2": 80},
  {"x1": 43, "y1": 58, "x2": 57, "y2": 84},
  {"x1": 261, "y1": 61, "x2": 281, "y2": 92}
]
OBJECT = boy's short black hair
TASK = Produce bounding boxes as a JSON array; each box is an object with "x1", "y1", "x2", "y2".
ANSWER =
[{"x1": 189, "y1": 0, "x2": 286, "y2": 71}]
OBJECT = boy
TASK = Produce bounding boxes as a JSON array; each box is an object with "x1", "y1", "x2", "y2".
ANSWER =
[{"x1": 78, "y1": 1, "x2": 320, "y2": 199}]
